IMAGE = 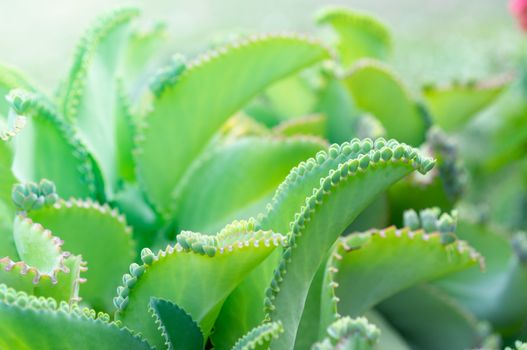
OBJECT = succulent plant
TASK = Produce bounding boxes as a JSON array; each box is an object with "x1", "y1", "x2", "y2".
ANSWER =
[{"x1": 0, "y1": 4, "x2": 525, "y2": 350}]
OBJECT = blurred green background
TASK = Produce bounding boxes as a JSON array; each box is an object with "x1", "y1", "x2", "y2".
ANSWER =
[{"x1": 0, "y1": 0, "x2": 520, "y2": 88}]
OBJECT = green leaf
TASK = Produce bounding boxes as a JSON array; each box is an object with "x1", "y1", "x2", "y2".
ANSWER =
[
  {"x1": 423, "y1": 76, "x2": 510, "y2": 132},
  {"x1": 294, "y1": 249, "x2": 336, "y2": 349},
  {"x1": 231, "y1": 321, "x2": 283, "y2": 350},
  {"x1": 263, "y1": 74, "x2": 319, "y2": 121},
  {"x1": 172, "y1": 136, "x2": 326, "y2": 233},
  {"x1": 378, "y1": 284, "x2": 487, "y2": 350},
  {"x1": 61, "y1": 8, "x2": 140, "y2": 197},
  {"x1": 316, "y1": 7, "x2": 392, "y2": 67},
  {"x1": 1, "y1": 215, "x2": 85, "y2": 302},
  {"x1": 27, "y1": 199, "x2": 135, "y2": 312},
  {"x1": 149, "y1": 297, "x2": 204, "y2": 350},
  {"x1": 135, "y1": 35, "x2": 330, "y2": 215},
  {"x1": 315, "y1": 76, "x2": 360, "y2": 144},
  {"x1": 0, "y1": 284, "x2": 152, "y2": 350},
  {"x1": 120, "y1": 22, "x2": 168, "y2": 101},
  {"x1": 8, "y1": 90, "x2": 97, "y2": 198},
  {"x1": 333, "y1": 226, "x2": 482, "y2": 316},
  {"x1": 0, "y1": 140, "x2": 17, "y2": 242},
  {"x1": 273, "y1": 114, "x2": 327, "y2": 138},
  {"x1": 311, "y1": 316, "x2": 381, "y2": 350},
  {"x1": 433, "y1": 219, "x2": 527, "y2": 335},
  {"x1": 115, "y1": 221, "x2": 286, "y2": 349},
  {"x1": 264, "y1": 140, "x2": 435, "y2": 349},
  {"x1": 343, "y1": 60, "x2": 426, "y2": 146},
  {"x1": 115, "y1": 80, "x2": 136, "y2": 183},
  {"x1": 210, "y1": 251, "x2": 279, "y2": 350}
]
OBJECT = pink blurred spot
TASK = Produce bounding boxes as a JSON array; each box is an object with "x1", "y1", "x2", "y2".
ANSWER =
[{"x1": 511, "y1": 0, "x2": 527, "y2": 31}]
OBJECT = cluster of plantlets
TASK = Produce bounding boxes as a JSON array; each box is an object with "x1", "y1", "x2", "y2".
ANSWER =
[{"x1": 0, "y1": 4, "x2": 525, "y2": 350}]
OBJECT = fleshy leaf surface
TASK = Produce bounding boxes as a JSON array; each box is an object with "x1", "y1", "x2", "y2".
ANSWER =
[
  {"x1": 27, "y1": 199, "x2": 135, "y2": 312},
  {"x1": 135, "y1": 34, "x2": 330, "y2": 214},
  {"x1": 343, "y1": 60, "x2": 426, "y2": 146},
  {"x1": 0, "y1": 284, "x2": 152, "y2": 350},
  {"x1": 172, "y1": 136, "x2": 326, "y2": 233},
  {"x1": 61, "y1": 8, "x2": 139, "y2": 197},
  {"x1": 333, "y1": 226, "x2": 482, "y2": 316},
  {"x1": 423, "y1": 76, "x2": 510, "y2": 132},
  {"x1": 316, "y1": 7, "x2": 392, "y2": 67},
  {"x1": 115, "y1": 221, "x2": 286, "y2": 349},
  {"x1": 149, "y1": 297, "x2": 204, "y2": 350},
  {"x1": 264, "y1": 140, "x2": 435, "y2": 349},
  {"x1": 8, "y1": 90, "x2": 96, "y2": 198}
]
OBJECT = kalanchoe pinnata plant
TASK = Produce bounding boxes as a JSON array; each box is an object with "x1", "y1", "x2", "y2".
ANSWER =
[{"x1": 0, "y1": 3, "x2": 525, "y2": 350}]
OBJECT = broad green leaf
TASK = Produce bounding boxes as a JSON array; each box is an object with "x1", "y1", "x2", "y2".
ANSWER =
[
  {"x1": 120, "y1": 23, "x2": 168, "y2": 101},
  {"x1": 112, "y1": 183, "x2": 161, "y2": 251},
  {"x1": 231, "y1": 321, "x2": 283, "y2": 350},
  {"x1": 149, "y1": 298, "x2": 204, "y2": 350},
  {"x1": 214, "y1": 139, "x2": 396, "y2": 348},
  {"x1": 433, "y1": 220, "x2": 527, "y2": 335},
  {"x1": 115, "y1": 221, "x2": 286, "y2": 349},
  {"x1": 172, "y1": 136, "x2": 326, "y2": 233},
  {"x1": 27, "y1": 199, "x2": 135, "y2": 312},
  {"x1": 315, "y1": 76, "x2": 360, "y2": 144},
  {"x1": 135, "y1": 35, "x2": 330, "y2": 215},
  {"x1": 460, "y1": 77, "x2": 527, "y2": 170},
  {"x1": 61, "y1": 8, "x2": 140, "y2": 197},
  {"x1": 423, "y1": 76, "x2": 510, "y2": 132},
  {"x1": 294, "y1": 249, "x2": 336, "y2": 350},
  {"x1": 8, "y1": 90, "x2": 97, "y2": 198},
  {"x1": 115, "y1": 80, "x2": 136, "y2": 183},
  {"x1": 273, "y1": 114, "x2": 327, "y2": 138},
  {"x1": 378, "y1": 284, "x2": 487, "y2": 350},
  {"x1": 211, "y1": 251, "x2": 279, "y2": 350},
  {"x1": 316, "y1": 7, "x2": 392, "y2": 67},
  {"x1": 264, "y1": 141, "x2": 435, "y2": 349},
  {"x1": 343, "y1": 60, "x2": 426, "y2": 146},
  {"x1": 311, "y1": 316, "x2": 380, "y2": 350},
  {"x1": 263, "y1": 74, "x2": 319, "y2": 120},
  {"x1": 1, "y1": 215, "x2": 84, "y2": 302},
  {"x1": 0, "y1": 284, "x2": 152, "y2": 350},
  {"x1": 333, "y1": 226, "x2": 481, "y2": 316}
]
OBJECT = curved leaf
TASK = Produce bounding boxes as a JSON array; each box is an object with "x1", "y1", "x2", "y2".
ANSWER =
[
  {"x1": 61, "y1": 8, "x2": 140, "y2": 196},
  {"x1": 316, "y1": 7, "x2": 392, "y2": 67},
  {"x1": 231, "y1": 321, "x2": 283, "y2": 350},
  {"x1": 1, "y1": 215, "x2": 84, "y2": 302},
  {"x1": 8, "y1": 90, "x2": 97, "y2": 198},
  {"x1": 273, "y1": 114, "x2": 327, "y2": 138},
  {"x1": 172, "y1": 136, "x2": 326, "y2": 233},
  {"x1": 343, "y1": 60, "x2": 426, "y2": 146},
  {"x1": 149, "y1": 297, "x2": 204, "y2": 350},
  {"x1": 27, "y1": 199, "x2": 135, "y2": 312},
  {"x1": 423, "y1": 76, "x2": 510, "y2": 132},
  {"x1": 433, "y1": 219, "x2": 527, "y2": 335},
  {"x1": 315, "y1": 76, "x2": 360, "y2": 144},
  {"x1": 378, "y1": 284, "x2": 487, "y2": 350},
  {"x1": 333, "y1": 226, "x2": 482, "y2": 316},
  {"x1": 115, "y1": 221, "x2": 286, "y2": 349},
  {"x1": 135, "y1": 34, "x2": 330, "y2": 215},
  {"x1": 264, "y1": 141, "x2": 435, "y2": 349},
  {"x1": 0, "y1": 284, "x2": 152, "y2": 350},
  {"x1": 120, "y1": 22, "x2": 168, "y2": 101}
]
